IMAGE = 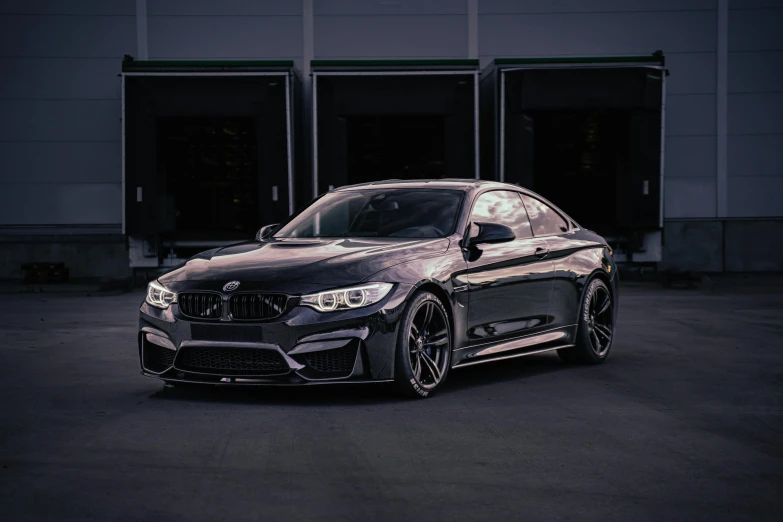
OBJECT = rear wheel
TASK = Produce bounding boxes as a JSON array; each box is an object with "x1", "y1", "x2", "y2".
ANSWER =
[
  {"x1": 558, "y1": 278, "x2": 614, "y2": 364},
  {"x1": 394, "y1": 292, "x2": 452, "y2": 398}
]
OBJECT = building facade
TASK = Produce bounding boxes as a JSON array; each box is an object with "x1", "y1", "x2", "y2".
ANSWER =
[{"x1": 1, "y1": 0, "x2": 782, "y2": 280}]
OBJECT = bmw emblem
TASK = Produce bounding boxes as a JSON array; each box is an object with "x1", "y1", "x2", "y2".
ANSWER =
[{"x1": 223, "y1": 281, "x2": 241, "y2": 292}]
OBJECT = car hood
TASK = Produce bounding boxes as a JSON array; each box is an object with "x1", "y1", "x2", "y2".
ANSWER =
[{"x1": 158, "y1": 237, "x2": 451, "y2": 293}]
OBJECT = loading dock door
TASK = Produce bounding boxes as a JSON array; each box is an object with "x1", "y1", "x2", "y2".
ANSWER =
[
  {"x1": 312, "y1": 62, "x2": 479, "y2": 196},
  {"x1": 501, "y1": 66, "x2": 664, "y2": 235},
  {"x1": 122, "y1": 64, "x2": 298, "y2": 265}
]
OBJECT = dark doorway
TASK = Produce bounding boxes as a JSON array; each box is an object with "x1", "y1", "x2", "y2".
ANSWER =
[
  {"x1": 526, "y1": 109, "x2": 629, "y2": 232},
  {"x1": 315, "y1": 72, "x2": 476, "y2": 193},
  {"x1": 345, "y1": 115, "x2": 446, "y2": 185},
  {"x1": 502, "y1": 67, "x2": 663, "y2": 235},
  {"x1": 157, "y1": 117, "x2": 258, "y2": 237},
  {"x1": 124, "y1": 74, "x2": 293, "y2": 248}
]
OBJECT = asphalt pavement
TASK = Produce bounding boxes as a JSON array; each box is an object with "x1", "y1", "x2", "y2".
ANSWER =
[{"x1": 0, "y1": 277, "x2": 781, "y2": 521}]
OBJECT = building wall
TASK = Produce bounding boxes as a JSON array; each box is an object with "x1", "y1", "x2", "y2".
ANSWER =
[
  {"x1": 0, "y1": 0, "x2": 135, "y2": 229},
  {"x1": 0, "y1": 0, "x2": 781, "y2": 277},
  {"x1": 147, "y1": 0, "x2": 302, "y2": 62},
  {"x1": 313, "y1": 0, "x2": 468, "y2": 59},
  {"x1": 727, "y1": 0, "x2": 783, "y2": 218},
  {"x1": 478, "y1": 0, "x2": 720, "y2": 220}
]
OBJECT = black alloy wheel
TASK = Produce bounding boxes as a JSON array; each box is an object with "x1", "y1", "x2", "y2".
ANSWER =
[
  {"x1": 558, "y1": 278, "x2": 614, "y2": 364},
  {"x1": 587, "y1": 283, "x2": 613, "y2": 356},
  {"x1": 395, "y1": 292, "x2": 452, "y2": 398}
]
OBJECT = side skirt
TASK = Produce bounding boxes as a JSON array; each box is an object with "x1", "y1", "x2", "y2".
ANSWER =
[
  {"x1": 451, "y1": 326, "x2": 576, "y2": 369},
  {"x1": 452, "y1": 344, "x2": 573, "y2": 369}
]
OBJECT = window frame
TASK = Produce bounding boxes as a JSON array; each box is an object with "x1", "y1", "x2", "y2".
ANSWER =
[
  {"x1": 462, "y1": 187, "x2": 578, "y2": 241},
  {"x1": 517, "y1": 192, "x2": 575, "y2": 238},
  {"x1": 272, "y1": 187, "x2": 467, "y2": 239},
  {"x1": 464, "y1": 188, "x2": 536, "y2": 241}
]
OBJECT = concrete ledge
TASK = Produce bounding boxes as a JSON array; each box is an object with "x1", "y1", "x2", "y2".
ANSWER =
[
  {"x1": 725, "y1": 220, "x2": 783, "y2": 272},
  {"x1": 660, "y1": 220, "x2": 723, "y2": 272},
  {"x1": 0, "y1": 240, "x2": 131, "y2": 280},
  {"x1": 661, "y1": 218, "x2": 783, "y2": 273},
  {"x1": 0, "y1": 278, "x2": 133, "y2": 295}
]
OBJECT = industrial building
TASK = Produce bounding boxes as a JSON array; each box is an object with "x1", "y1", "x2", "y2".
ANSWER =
[{"x1": 1, "y1": 0, "x2": 782, "y2": 282}]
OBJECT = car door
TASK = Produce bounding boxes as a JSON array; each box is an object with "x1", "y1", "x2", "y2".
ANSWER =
[
  {"x1": 518, "y1": 193, "x2": 585, "y2": 330},
  {"x1": 465, "y1": 190, "x2": 555, "y2": 344}
]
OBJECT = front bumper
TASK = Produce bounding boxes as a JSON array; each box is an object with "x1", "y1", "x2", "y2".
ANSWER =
[{"x1": 138, "y1": 284, "x2": 412, "y2": 385}]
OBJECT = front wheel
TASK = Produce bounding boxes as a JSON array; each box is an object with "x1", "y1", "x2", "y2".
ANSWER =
[
  {"x1": 558, "y1": 278, "x2": 614, "y2": 365},
  {"x1": 394, "y1": 292, "x2": 452, "y2": 398}
]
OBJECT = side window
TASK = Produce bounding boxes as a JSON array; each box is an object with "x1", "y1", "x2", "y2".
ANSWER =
[
  {"x1": 519, "y1": 194, "x2": 569, "y2": 236},
  {"x1": 470, "y1": 190, "x2": 533, "y2": 239}
]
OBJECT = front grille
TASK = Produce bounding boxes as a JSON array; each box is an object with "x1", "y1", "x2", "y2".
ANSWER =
[
  {"x1": 179, "y1": 292, "x2": 223, "y2": 320},
  {"x1": 229, "y1": 293, "x2": 288, "y2": 320},
  {"x1": 305, "y1": 346, "x2": 357, "y2": 374},
  {"x1": 176, "y1": 346, "x2": 290, "y2": 375},
  {"x1": 142, "y1": 341, "x2": 175, "y2": 373}
]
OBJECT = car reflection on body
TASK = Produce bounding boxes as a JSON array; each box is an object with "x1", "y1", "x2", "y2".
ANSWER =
[{"x1": 139, "y1": 179, "x2": 618, "y2": 398}]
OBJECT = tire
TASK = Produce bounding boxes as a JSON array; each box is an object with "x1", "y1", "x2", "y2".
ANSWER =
[
  {"x1": 394, "y1": 291, "x2": 452, "y2": 398},
  {"x1": 558, "y1": 278, "x2": 614, "y2": 365}
]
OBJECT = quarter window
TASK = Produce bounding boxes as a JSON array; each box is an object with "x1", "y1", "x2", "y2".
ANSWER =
[
  {"x1": 470, "y1": 190, "x2": 533, "y2": 239},
  {"x1": 519, "y1": 194, "x2": 569, "y2": 236}
]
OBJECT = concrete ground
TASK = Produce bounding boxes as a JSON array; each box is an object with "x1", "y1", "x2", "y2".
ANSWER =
[{"x1": 0, "y1": 278, "x2": 781, "y2": 521}]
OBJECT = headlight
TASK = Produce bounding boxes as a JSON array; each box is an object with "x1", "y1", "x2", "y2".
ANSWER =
[
  {"x1": 146, "y1": 281, "x2": 177, "y2": 309},
  {"x1": 300, "y1": 283, "x2": 394, "y2": 313}
]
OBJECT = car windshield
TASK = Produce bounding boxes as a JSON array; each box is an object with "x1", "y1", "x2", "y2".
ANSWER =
[{"x1": 274, "y1": 188, "x2": 464, "y2": 238}]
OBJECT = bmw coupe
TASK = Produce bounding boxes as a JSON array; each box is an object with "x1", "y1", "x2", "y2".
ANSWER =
[{"x1": 139, "y1": 179, "x2": 618, "y2": 397}]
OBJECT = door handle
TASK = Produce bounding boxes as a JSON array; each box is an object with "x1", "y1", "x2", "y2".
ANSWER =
[{"x1": 534, "y1": 247, "x2": 549, "y2": 258}]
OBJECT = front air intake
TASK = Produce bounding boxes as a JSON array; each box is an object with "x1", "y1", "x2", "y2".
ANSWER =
[
  {"x1": 304, "y1": 345, "x2": 358, "y2": 374},
  {"x1": 142, "y1": 340, "x2": 175, "y2": 373},
  {"x1": 176, "y1": 346, "x2": 290, "y2": 376}
]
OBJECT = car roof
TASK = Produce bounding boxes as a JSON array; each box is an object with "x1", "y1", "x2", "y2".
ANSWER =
[
  {"x1": 329, "y1": 178, "x2": 581, "y2": 229},
  {"x1": 332, "y1": 179, "x2": 520, "y2": 192}
]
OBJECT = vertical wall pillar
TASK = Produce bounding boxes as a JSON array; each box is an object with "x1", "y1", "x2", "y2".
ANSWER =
[
  {"x1": 302, "y1": 0, "x2": 315, "y2": 200},
  {"x1": 135, "y1": 0, "x2": 148, "y2": 60},
  {"x1": 716, "y1": 0, "x2": 728, "y2": 218},
  {"x1": 303, "y1": 0, "x2": 314, "y2": 82},
  {"x1": 467, "y1": 0, "x2": 478, "y2": 60},
  {"x1": 469, "y1": 1, "x2": 479, "y2": 178}
]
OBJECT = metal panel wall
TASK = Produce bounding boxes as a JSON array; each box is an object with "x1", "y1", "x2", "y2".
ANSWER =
[
  {"x1": 0, "y1": 0, "x2": 134, "y2": 226},
  {"x1": 478, "y1": 0, "x2": 719, "y2": 219},
  {"x1": 2, "y1": 0, "x2": 782, "y2": 230},
  {"x1": 314, "y1": 1, "x2": 467, "y2": 58},
  {"x1": 478, "y1": 1, "x2": 718, "y2": 12},
  {"x1": 727, "y1": 1, "x2": 783, "y2": 217},
  {"x1": 146, "y1": 0, "x2": 302, "y2": 16},
  {"x1": 665, "y1": 86, "x2": 717, "y2": 218},
  {"x1": 147, "y1": 9, "x2": 302, "y2": 60},
  {"x1": 478, "y1": 10, "x2": 717, "y2": 58}
]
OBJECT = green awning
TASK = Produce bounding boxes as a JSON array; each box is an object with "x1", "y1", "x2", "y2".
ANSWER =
[
  {"x1": 311, "y1": 59, "x2": 479, "y2": 71},
  {"x1": 491, "y1": 52, "x2": 665, "y2": 67},
  {"x1": 122, "y1": 59, "x2": 295, "y2": 72}
]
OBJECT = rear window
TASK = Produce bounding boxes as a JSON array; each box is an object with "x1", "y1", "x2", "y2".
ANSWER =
[{"x1": 519, "y1": 194, "x2": 569, "y2": 236}]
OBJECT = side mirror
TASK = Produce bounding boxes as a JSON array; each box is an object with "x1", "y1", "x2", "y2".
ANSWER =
[
  {"x1": 255, "y1": 223, "x2": 280, "y2": 241},
  {"x1": 468, "y1": 222, "x2": 516, "y2": 246}
]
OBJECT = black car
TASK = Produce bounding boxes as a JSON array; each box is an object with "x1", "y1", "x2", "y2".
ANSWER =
[{"x1": 139, "y1": 179, "x2": 618, "y2": 397}]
